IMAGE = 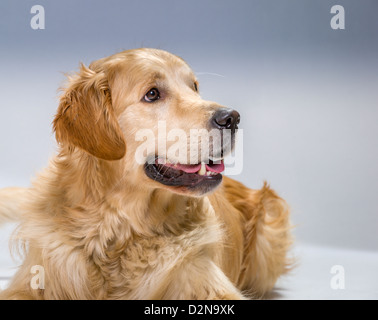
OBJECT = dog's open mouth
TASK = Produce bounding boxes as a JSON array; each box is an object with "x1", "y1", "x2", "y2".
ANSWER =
[{"x1": 144, "y1": 158, "x2": 224, "y2": 192}]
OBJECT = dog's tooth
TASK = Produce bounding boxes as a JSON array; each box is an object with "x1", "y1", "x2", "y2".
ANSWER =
[
  {"x1": 198, "y1": 162, "x2": 206, "y2": 176},
  {"x1": 206, "y1": 171, "x2": 211, "y2": 176}
]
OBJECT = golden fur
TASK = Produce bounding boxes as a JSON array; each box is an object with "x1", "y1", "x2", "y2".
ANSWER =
[{"x1": 0, "y1": 48, "x2": 292, "y2": 299}]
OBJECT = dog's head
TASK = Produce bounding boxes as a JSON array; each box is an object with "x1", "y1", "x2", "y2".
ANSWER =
[{"x1": 54, "y1": 48, "x2": 240, "y2": 196}]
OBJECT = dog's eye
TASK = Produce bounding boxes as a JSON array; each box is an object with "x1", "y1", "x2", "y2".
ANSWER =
[
  {"x1": 144, "y1": 88, "x2": 160, "y2": 102},
  {"x1": 194, "y1": 82, "x2": 198, "y2": 92}
]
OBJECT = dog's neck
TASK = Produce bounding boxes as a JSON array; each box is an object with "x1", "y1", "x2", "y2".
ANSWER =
[{"x1": 46, "y1": 149, "x2": 210, "y2": 238}]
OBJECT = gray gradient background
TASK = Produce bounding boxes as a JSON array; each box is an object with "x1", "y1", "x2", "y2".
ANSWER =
[{"x1": 0, "y1": 0, "x2": 377, "y2": 252}]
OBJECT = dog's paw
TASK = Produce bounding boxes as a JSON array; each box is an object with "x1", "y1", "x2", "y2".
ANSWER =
[{"x1": 214, "y1": 292, "x2": 248, "y2": 300}]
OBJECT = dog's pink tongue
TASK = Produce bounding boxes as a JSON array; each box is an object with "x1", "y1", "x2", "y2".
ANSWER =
[
  {"x1": 158, "y1": 159, "x2": 225, "y2": 174},
  {"x1": 206, "y1": 161, "x2": 225, "y2": 173},
  {"x1": 174, "y1": 163, "x2": 202, "y2": 173},
  {"x1": 161, "y1": 162, "x2": 201, "y2": 173}
]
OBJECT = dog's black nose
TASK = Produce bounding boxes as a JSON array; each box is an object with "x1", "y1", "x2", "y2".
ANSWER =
[{"x1": 211, "y1": 109, "x2": 240, "y2": 131}]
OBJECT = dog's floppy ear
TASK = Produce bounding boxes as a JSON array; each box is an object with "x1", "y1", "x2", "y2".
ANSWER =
[{"x1": 53, "y1": 64, "x2": 126, "y2": 160}]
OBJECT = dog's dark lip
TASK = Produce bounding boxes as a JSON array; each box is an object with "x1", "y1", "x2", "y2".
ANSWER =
[{"x1": 144, "y1": 158, "x2": 223, "y2": 192}]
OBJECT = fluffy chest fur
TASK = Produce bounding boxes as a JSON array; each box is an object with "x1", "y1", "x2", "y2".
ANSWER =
[{"x1": 15, "y1": 159, "x2": 224, "y2": 299}]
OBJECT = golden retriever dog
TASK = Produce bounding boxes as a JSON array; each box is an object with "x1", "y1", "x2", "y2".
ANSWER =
[{"x1": 0, "y1": 48, "x2": 292, "y2": 300}]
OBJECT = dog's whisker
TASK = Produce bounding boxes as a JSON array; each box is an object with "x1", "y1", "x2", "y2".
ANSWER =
[{"x1": 195, "y1": 72, "x2": 226, "y2": 78}]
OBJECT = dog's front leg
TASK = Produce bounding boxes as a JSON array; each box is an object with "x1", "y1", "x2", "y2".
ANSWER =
[{"x1": 148, "y1": 259, "x2": 246, "y2": 300}]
